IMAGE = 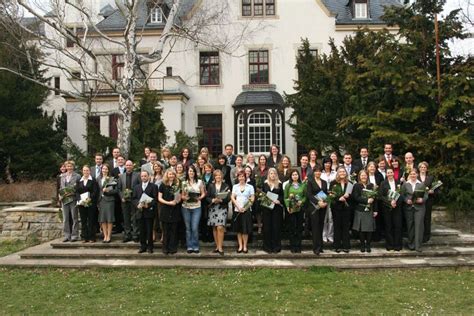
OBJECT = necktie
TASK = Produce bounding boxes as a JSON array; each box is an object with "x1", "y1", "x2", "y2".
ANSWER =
[
  {"x1": 96, "y1": 166, "x2": 100, "y2": 177},
  {"x1": 363, "y1": 158, "x2": 366, "y2": 167}
]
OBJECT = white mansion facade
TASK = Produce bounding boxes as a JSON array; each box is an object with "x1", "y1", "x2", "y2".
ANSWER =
[{"x1": 42, "y1": 0, "x2": 400, "y2": 161}]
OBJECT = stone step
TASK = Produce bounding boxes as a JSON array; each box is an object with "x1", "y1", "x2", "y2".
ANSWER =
[
  {"x1": 2, "y1": 255, "x2": 473, "y2": 270},
  {"x1": 19, "y1": 246, "x2": 474, "y2": 261},
  {"x1": 50, "y1": 236, "x2": 474, "y2": 250}
]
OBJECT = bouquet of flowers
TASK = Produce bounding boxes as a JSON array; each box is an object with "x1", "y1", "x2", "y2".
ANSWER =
[
  {"x1": 138, "y1": 193, "x2": 153, "y2": 209},
  {"x1": 428, "y1": 180, "x2": 443, "y2": 192},
  {"x1": 123, "y1": 188, "x2": 133, "y2": 202},
  {"x1": 412, "y1": 186, "x2": 427, "y2": 201},
  {"x1": 255, "y1": 174, "x2": 264, "y2": 191},
  {"x1": 182, "y1": 181, "x2": 199, "y2": 203},
  {"x1": 362, "y1": 188, "x2": 378, "y2": 212},
  {"x1": 103, "y1": 176, "x2": 117, "y2": 190},
  {"x1": 257, "y1": 191, "x2": 276, "y2": 209},
  {"x1": 349, "y1": 172, "x2": 358, "y2": 184},
  {"x1": 59, "y1": 186, "x2": 75, "y2": 205},
  {"x1": 327, "y1": 184, "x2": 347, "y2": 207},
  {"x1": 288, "y1": 193, "x2": 302, "y2": 213},
  {"x1": 172, "y1": 184, "x2": 181, "y2": 201},
  {"x1": 77, "y1": 192, "x2": 92, "y2": 207},
  {"x1": 311, "y1": 191, "x2": 328, "y2": 213}
]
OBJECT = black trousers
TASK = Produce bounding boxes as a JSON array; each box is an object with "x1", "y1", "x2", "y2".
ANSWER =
[
  {"x1": 122, "y1": 201, "x2": 139, "y2": 240},
  {"x1": 423, "y1": 196, "x2": 434, "y2": 242},
  {"x1": 383, "y1": 205, "x2": 402, "y2": 250},
  {"x1": 262, "y1": 206, "x2": 283, "y2": 252},
  {"x1": 332, "y1": 203, "x2": 351, "y2": 250},
  {"x1": 287, "y1": 211, "x2": 304, "y2": 251},
  {"x1": 79, "y1": 205, "x2": 96, "y2": 241},
  {"x1": 310, "y1": 207, "x2": 327, "y2": 252},
  {"x1": 162, "y1": 221, "x2": 178, "y2": 253},
  {"x1": 139, "y1": 217, "x2": 154, "y2": 251}
]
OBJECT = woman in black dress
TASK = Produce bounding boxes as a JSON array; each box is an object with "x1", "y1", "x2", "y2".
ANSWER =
[
  {"x1": 262, "y1": 168, "x2": 284, "y2": 253},
  {"x1": 231, "y1": 170, "x2": 255, "y2": 253},
  {"x1": 306, "y1": 165, "x2": 328, "y2": 255},
  {"x1": 206, "y1": 169, "x2": 230, "y2": 255},
  {"x1": 379, "y1": 168, "x2": 403, "y2": 251},
  {"x1": 418, "y1": 161, "x2": 436, "y2": 243},
  {"x1": 330, "y1": 167, "x2": 352, "y2": 253},
  {"x1": 158, "y1": 169, "x2": 182, "y2": 254},
  {"x1": 253, "y1": 154, "x2": 269, "y2": 235},
  {"x1": 215, "y1": 154, "x2": 232, "y2": 188},
  {"x1": 76, "y1": 165, "x2": 99, "y2": 243}
]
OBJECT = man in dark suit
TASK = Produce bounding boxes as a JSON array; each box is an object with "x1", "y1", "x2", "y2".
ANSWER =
[
  {"x1": 353, "y1": 147, "x2": 370, "y2": 171},
  {"x1": 111, "y1": 156, "x2": 126, "y2": 178},
  {"x1": 118, "y1": 160, "x2": 141, "y2": 242},
  {"x1": 108, "y1": 147, "x2": 121, "y2": 170},
  {"x1": 296, "y1": 154, "x2": 312, "y2": 182},
  {"x1": 133, "y1": 170, "x2": 158, "y2": 253},
  {"x1": 383, "y1": 143, "x2": 396, "y2": 168},
  {"x1": 342, "y1": 153, "x2": 361, "y2": 183},
  {"x1": 224, "y1": 144, "x2": 236, "y2": 167}
]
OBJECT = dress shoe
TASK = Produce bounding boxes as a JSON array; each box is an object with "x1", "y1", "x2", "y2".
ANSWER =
[
  {"x1": 187, "y1": 250, "x2": 193, "y2": 254},
  {"x1": 342, "y1": 249, "x2": 350, "y2": 253},
  {"x1": 237, "y1": 249, "x2": 243, "y2": 253},
  {"x1": 335, "y1": 249, "x2": 341, "y2": 253},
  {"x1": 138, "y1": 249, "x2": 146, "y2": 253},
  {"x1": 194, "y1": 250, "x2": 200, "y2": 254},
  {"x1": 62, "y1": 238, "x2": 70, "y2": 242},
  {"x1": 212, "y1": 249, "x2": 219, "y2": 253},
  {"x1": 218, "y1": 250, "x2": 224, "y2": 256},
  {"x1": 360, "y1": 247, "x2": 366, "y2": 253},
  {"x1": 366, "y1": 245, "x2": 372, "y2": 253},
  {"x1": 147, "y1": 249, "x2": 154, "y2": 254},
  {"x1": 70, "y1": 239, "x2": 78, "y2": 242},
  {"x1": 313, "y1": 250, "x2": 320, "y2": 256},
  {"x1": 102, "y1": 240, "x2": 107, "y2": 243},
  {"x1": 123, "y1": 238, "x2": 132, "y2": 243},
  {"x1": 82, "y1": 240, "x2": 88, "y2": 243},
  {"x1": 394, "y1": 247, "x2": 402, "y2": 251},
  {"x1": 243, "y1": 249, "x2": 248, "y2": 254},
  {"x1": 320, "y1": 249, "x2": 324, "y2": 253},
  {"x1": 132, "y1": 238, "x2": 139, "y2": 243}
]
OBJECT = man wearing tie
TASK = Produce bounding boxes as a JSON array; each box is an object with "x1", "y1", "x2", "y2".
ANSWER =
[
  {"x1": 111, "y1": 155, "x2": 126, "y2": 234},
  {"x1": 108, "y1": 147, "x2": 121, "y2": 169},
  {"x1": 118, "y1": 160, "x2": 140, "y2": 242},
  {"x1": 133, "y1": 170, "x2": 158, "y2": 253},
  {"x1": 343, "y1": 153, "x2": 360, "y2": 183},
  {"x1": 92, "y1": 153, "x2": 104, "y2": 180},
  {"x1": 383, "y1": 143, "x2": 395, "y2": 167},
  {"x1": 141, "y1": 151, "x2": 158, "y2": 176},
  {"x1": 353, "y1": 147, "x2": 370, "y2": 171},
  {"x1": 296, "y1": 154, "x2": 312, "y2": 183},
  {"x1": 112, "y1": 156, "x2": 126, "y2": 178},
  {"x1": 224, "y1": 144, "x2": 236, "y2": 167}
]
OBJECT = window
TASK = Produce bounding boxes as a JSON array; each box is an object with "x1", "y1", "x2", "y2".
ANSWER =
[
  {"x1": 242, "y1": 0, "x2": 251, "y2": 16},
  {"x1": 354, "y1": 1, "x2": 368, "y2": 19},
  {"x1": 242, "y1": 0, "x2": 275, "y2": 17},
  {"x1": 237, "y1": 113, "x2": 245, "y2": 154},
  {"x1": 66, "y1": 27, "x2": 75, "y2": 48},
  {"x1": 248, "y1": 112, "x2": 272, "y2": 154},
  {"x1": 150, "y1": 7, "x2": 163, "y2": 23},
  {"x1": 249, "y1": 50, "x2": 269, "y2": 84},
  {"x1": 198, "y1": 114, "x2": 222, "y2": 157},
  {"x1": 265, "y1": 0, "x2": 275, "y2": 15},
  {"x1": 254, "y1": 0, "x2": 263, "y2": 16},
  {"x1": 54, "y1": 77, "x2": 60, "y2": 95},
  {"x1": 298, "y1": 49, "x2": 318, "y2": 58},
  {"x1": 112, "y1": 55, "x2": 124, "y2": 80},
  {"x1": 71, "y1": 72, "x2": 81, "y2": 79},
  {"x1": 200, "y1": 52, "x2": 220, "y2": 85},
  {"x1": 109, "y1": 114, "x2": 119, "y2": 140}
]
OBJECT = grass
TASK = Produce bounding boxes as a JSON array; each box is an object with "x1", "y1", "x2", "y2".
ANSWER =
[
  {"x1": 0, "y1": 267, "x2": 472, "y2": 314},
  {"x1": 0, "y1": 239, "x2": 40, "y2": 257}
]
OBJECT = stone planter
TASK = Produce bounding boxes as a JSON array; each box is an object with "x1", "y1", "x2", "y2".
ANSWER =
[{"x1": 0, "y1": 201, "x2": 62, "y2": 242}]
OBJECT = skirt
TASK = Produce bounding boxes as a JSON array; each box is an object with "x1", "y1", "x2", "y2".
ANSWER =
[
  {"x1": 234, "y1": 210, "x2": 253, "y2": 234},
  {"x1": 98, "y1": 200, "x2": 115, "y2": 223},
  {"x1": 208, "y1": 204, "x2": 227, "y2": 227},
  {"x1": 352, "y1": 210, "x2": 375, "y2": 232}
]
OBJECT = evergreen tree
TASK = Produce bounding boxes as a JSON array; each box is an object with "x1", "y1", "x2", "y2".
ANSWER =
[
  {"x1": 0, "y1": 19, "x2": 65, "y2": 181},
  {"x1": 130, "y1": 89, "x2": 167, "y2": 161}
]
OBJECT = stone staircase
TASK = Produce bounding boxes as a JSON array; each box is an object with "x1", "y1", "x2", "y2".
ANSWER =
[{"x1": 1, "y1": 225, "x2": 473, "y2": 269}]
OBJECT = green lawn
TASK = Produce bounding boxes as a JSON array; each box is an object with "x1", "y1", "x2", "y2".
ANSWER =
[
  {"x1": 0, "y1": 267, "x2": 472, "y2": 314},
  {"x1": 0, "y1": 239, "x2": 40, "y2": 257}
]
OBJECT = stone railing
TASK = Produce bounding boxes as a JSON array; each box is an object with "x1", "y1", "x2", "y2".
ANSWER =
[{"x1": 0, "y1": 201, "x2": 62, "y2": 242}]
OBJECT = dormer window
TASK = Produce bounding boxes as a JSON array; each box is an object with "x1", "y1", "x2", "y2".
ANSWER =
[
  {"x1": 150, "y1": 7, "x2": 163, "y2": 23},
  {"x1": 354, "y1": 0, "x2": 368, "y2": 19}
]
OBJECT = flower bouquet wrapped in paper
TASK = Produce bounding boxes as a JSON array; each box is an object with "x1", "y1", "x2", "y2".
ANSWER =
[
  {"x1": 59, "y1": 186, "x2": 75, "y2": 205},
  {"x1": 77, "y1": 192, "x2": 92, "y2": 207},
  {"x1": 362, "y1": 188, "x2": 378, "y2": 212},
  {"x1": 123, "y1": 188, "x2": 132, "y2": 202},
  {"x1": 138, "y1": 193, "x2": 153, "y2": 209},
  {"x1": 257, "y1": 191, "x2": 278, "y2": 210}
]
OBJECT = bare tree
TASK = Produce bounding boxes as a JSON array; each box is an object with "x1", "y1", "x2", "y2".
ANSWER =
[{"x1": 0, "y1": 0, "x2": 262, "y2": 157}]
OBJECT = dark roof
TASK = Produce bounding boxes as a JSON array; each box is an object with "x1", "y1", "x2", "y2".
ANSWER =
[
  {"x1": 96, "y1": 0, "x2": 197, "y2": 31},
  {"x1": 233, "y1": 91, "x2": 284, "y2": 108},
  {"x1": 99, "y1": 4, "x2": 116, "y2": 18},
  {"x1": 20, "y1": 17, "x2": 45, "y2": 36},
  {"x1": 321, "y1": 0, "x2": 401, "y2": 25}
]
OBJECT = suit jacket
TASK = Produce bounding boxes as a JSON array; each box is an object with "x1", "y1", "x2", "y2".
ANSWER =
[
  {"x1": 141, "y1": 162, "x2": 153, "y2": 176},
  {"x1": 342, "y1": 164, "x2": 361, "y2": 180},
  {"x1": 296, "y1": 165, "x2": 313, "y2": 182},
  {"x1": 262, "y1": 182, "x2": 284, "y2": 211},
  {"x1": 107, "y1": 158, "x2": 118, "y2": 170},
  {"x1": 225, "y1": 154, "x2": 236, "y2": 167},
  {"x1": 329, "y1": 180, "x2": 353, "y2": 210},
  {"x1": 266, "y1": 154, "x2": 282, "y2": 169},
  {"x1": 216, "y1": 164, "x2": 232, "y2": 188},
  {"x1": 352, "y1": 182, "x2": 376, "y2": 213},
  {"x1": 59, "y1": 172, "x2": 81, "y2": 204},
  {"x1": 75, "y1": 177, "x2": 99, "y2": 205},
  {"x1": 353, "y1": 157, "x2": 371, "y2": 170},
  {"x1": 111, "y1": 166, "x2": 126, "y2": 178},
  {"x1": 306, "y1": 178, "x2": 328, "y2": 210},
  {"x1": 132, "y1": 182, "x2": 158, "y2": 219},
  {"x1": 206, "y1": 182, "x2": 231, "y2": 209},
  {"x1": 97, "y1": 175, "x2": 119, "y2": 204},
  {"x1": 91, "y1": 165, "x2": 103, "y2": 180},
  {"x1": 117, "y1": 171, "x2": 140, "y2": 196},
  {"x1": 401, "y1": 181, "x2": 428, "y2": 212},
  {"x1": 379, "y1": 179, "x2": 402, "y2": 209}
]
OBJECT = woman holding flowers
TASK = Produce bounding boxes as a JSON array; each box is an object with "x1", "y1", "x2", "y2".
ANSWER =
[
  {"x1": 330, "y1": 167, "x2": 353, "y2": 253},
  {"x1": 76, "y1": 165, "x2": 99, "y2": 243},
  {"x1": 418, "y1": 162, "x2": 436, "y2": 243},
  {"x1": 352, "y1": 170, "x2": 378, "y2": 253},
  {"x1": 98, "y1": 163, "x2": 118, "y2": 243},
  {"x1": 307, "y1": 165, "x2": 328, "y2": 255},
  {"x1": 181, "y1": 165, "x2": 206, "y2": 254},
  {"x1": 253, "y1": 154, "x2": 269, "y2": 235},
  {"x1": 158, "y1": 169, "x2": 182, "y2": 254},
  {"x1": 261, "y1": 168, "x2": 284, "y2": 253},
  {"x1": 284, "y1": 169, "x2": 307, "y2": 253},
  {"x1": 231, "y1": 170, "x2": 255, "y2": 253},
  {"x1": 379, "y1": 168, "x2": 403, "y2": 251},
  {"x1": 402, "y1": 168, "x2": 428, "y2": 252},
  {"x1": 59, "y1": 160, "x2": 81, "y2": 242},
  {"x1": 206, "y1": 169, "x2": 230, "y2": 255},
  {"x1": 321, "y1": 157, "x2": 336, "y2": 244}
]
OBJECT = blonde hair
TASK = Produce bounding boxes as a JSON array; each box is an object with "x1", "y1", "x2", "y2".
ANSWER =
[
  {"x1": 418, "y1": 161, "x2": 429, "y2": 169},
  {"x1": 266, "y1": 168, "x2": 280, "y2": 189},
  {"x1": 163, "y1": 169, "x2": 179, "y2": 186},
  {"x1": 335, "y1": 166, "x2": 348, "y2": 183},
  {"x1": 65, "y1": 160, "x2": 75, "y2": 168}
]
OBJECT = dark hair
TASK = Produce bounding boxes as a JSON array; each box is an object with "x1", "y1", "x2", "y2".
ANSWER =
[
  {"x1": 313, "y1": 165, "x2": 323, "y2": 173},
  {"x1": 236, "y1": 170, "x2": 246, "y2": 180},
  {"x1": 344, "y1": 153, "x2": 352, "y2": 158},
  {"x1": 322, "y1": 157, "x2": 332, "y2": 165},
  {"x1": 101, "y1": 163, "x2": 111, "y2": 175},
  {"x1": 94, "y1": 153, "x2": 104, "y2": 158},
  {"x1": 185, "y1": 165, "x2": 198, "y2": 182},
  {"x1": 290, "y1": 169, "x2": 301, "y2": 183},
  {"x1": 217, "y1": 154, "x2": 226, "y2": 164},
  {"x1": 300, "y1": 154, "x2": 309, "y2": 160},
  {"x1": 179, "y1": 147, "x2": 191, "y2": 161},
  {"x1": 224, "y1": 144, "x2": 233, "y2": 149}
]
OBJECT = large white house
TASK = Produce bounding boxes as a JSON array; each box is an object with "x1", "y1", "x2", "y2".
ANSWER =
[{"x1": 42, "y1": 0, "x2": 400, "y2": 161}]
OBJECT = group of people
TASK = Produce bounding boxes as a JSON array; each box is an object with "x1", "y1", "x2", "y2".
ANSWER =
[{"x1": 57, "y1": 143, "x2": 439, "y2": 255}]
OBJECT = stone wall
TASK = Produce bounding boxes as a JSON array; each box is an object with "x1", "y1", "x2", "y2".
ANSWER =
[{"x1": 0, "y1": 201, "x2": 62, "y2": 242}]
